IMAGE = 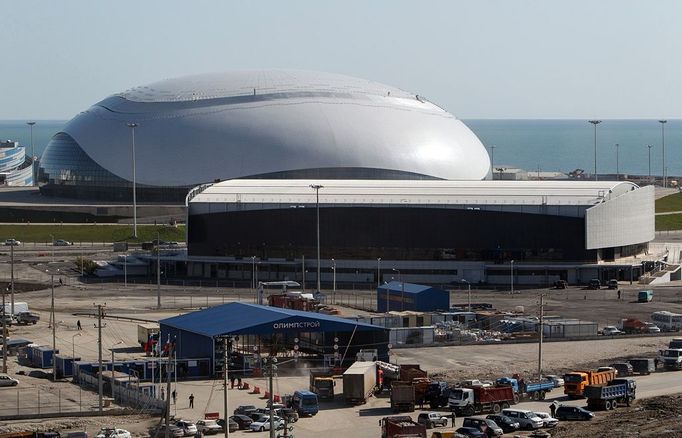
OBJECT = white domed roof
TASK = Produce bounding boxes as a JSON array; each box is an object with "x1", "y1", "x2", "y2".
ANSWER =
[{"x1": 57, "y1": 70, "x2": 490, "y2": 186}]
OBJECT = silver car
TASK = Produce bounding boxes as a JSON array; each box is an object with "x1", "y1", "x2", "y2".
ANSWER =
[
  {"x1": 0, "y1": 374, "x2": 19, "y2": 387},
  {"x1": 534, "y1": 411, "x2": 559, "y2": 428}
]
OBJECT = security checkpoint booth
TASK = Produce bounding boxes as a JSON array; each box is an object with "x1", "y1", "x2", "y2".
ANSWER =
[{"x1": 159, "y1": 302, "x2": 389, "y2": 377}]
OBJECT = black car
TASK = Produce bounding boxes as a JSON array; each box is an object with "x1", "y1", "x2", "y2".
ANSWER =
[
  {"x1": 229, "y1": 415, "x2": 253, "y2": 430},
  {"x1": 486, "y1": 414, "x2": 521, "y2": 433},
  {"x1": 555, "y1": 405, "x2": 594, "y2": 421},
  {"x1": 554, "y1": 280, "x2": 568, "y2": 289},
  {"x1": 234, "y1": 405, "x2": 258, "y2": 416},
  {"x1": 455, "y1": 427, "x2": 486, "y2": 437}
]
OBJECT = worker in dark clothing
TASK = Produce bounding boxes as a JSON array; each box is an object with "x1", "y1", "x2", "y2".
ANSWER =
[
  {"x1": 450, "y1": 411, "x2": 456, "y2": 427},
  {"x1": 549, "y1": 402, "x2": 557, "y2": 418},
  {"x1": 618, "y1": 289, "x2": 622, "y2": 300},
  {"x1": 189, "y1": 393, "x2": 194, "y2": 408},
  {"x1": 76, "y1": 320, "x2": 82, "y2": 330}
]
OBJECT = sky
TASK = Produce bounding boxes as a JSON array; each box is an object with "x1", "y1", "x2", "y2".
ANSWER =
[{"x1": 2, "y1": 0, "x2": 681, "y2": 120}]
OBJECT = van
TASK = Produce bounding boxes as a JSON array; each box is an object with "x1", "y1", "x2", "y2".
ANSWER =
[
  {"x1": 607, "y1": 279, "x2": 619, "y2": 289},
  {"x1": 501, "y1": 409, "x2": 543, "y2": 430},
  {"x1": 669, "y1": 338, "x2": 682, "y2": 349},
  {"x1": 291, "y1": 390, "x2": 319, "y2": 416},
  {"x1": 638, "y1": 290, "x2": 653, "y2": 303}
]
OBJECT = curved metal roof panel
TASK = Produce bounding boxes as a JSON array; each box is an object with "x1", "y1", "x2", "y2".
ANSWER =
[{"x1": 52, "y1": 70, "x2": 490, "y2": 186}]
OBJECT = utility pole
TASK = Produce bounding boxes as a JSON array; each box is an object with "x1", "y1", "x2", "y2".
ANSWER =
[
  {"x1": 377, "y1": 258, "x2": 381, "y2": 289},
  {"x1": 266, "y1": 357, "x2": 277, "y2": 438},
  {"x1": 223, "y1": 338, "x2": 229, "y2": 438},
  {"x1": 538, "y1": 292, "x2": 545, "y2": 380},
  {"x1": 301, "y1": 255, "x2": 305, "y2": 293},
  {"x1": 165, "y1": 340, "x2": 174, "y2": 438},
  {"x1": 127, "y1": 122, "x2": 139, "y2": 238},
  {"x1": 510, "y1": 260, "x2": 515, "y2": 295},
  {"x1": 95, "y1": 303, "x2": 106, "y2": 413},
  {"x1": 660, "y1": 120, "x2": 667, "y2": 188},
  {"x1": 2, "y1": 283, "x2": 6, "y2": 373},
  {"x1": 588, "y1": 120, "x2": 602, "y2": 181},
  {"x1": 51, "y1": 273, "x2": 56, "y2": 381},
  {"x1": 157, "y1": 231, "x2": 161, "y2": 309},
  {"x1": 10, "y1": 243, "x2": 14, "y2": 315}
]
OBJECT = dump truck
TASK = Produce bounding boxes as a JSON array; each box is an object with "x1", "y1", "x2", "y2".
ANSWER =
[
  {"x1": 137, "y1": 323, "x2": 160, "y2": 353},
  {"x1": 448, "y1": 385, "x2": 515, "y2": 416},
  {"x1": 380, "y1": 416, "x2": 426, "y2": 438},
  {"x1": 343, "y1": 361, "x2": 377, "y2": 404},
  {"x1": 564, "y1": 369, "x2": 616, "y2": 398},
  {"x1": 661, "y1": 348, "x2": 682, "y2": 370},
  {"x1": 585, "y1": 378, "x2": 636, "y2": 410},
  {"x1": 628, "y1": 358, "x2": 656, "y2": 375},
  {"x1": 424, "y1": 381, "x2": 450, "y2": 409},
  {"x1": 400, "y1": 364, "x2": 427, "y2": 381},
  {"x1": 495, "y1": 376, "x2": 555, "y2": 401},
  {"x1": 390, "y1": 381, "x2": 416, "y2": 412},
  {"x1": 309, "y1": 371, "x2": 336, "y2": 400}
]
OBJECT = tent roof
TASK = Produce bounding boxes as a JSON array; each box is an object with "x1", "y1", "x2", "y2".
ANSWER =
[
  {"x1": 159, "y1": 302, "x2": 384, "y2": 337},
  {"x1": 377, "y1": 281, "x2": 445, "y2": 295}
]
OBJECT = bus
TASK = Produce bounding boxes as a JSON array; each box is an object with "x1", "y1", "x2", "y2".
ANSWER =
[{"x1": 651, "y1": 311, "x2": 682, "y2": 332}]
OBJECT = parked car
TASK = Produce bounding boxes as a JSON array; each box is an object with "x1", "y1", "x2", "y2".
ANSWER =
[
  {"x1": 4, "y1": 239, "x2": 20, "y2": 246},
  {"x1": 555, "y1": 405, "x2": 594, "y2": 421},
  {"x1": 278, "y1": 407, "x2": 299, "y2": 423},
  {"x1": 149, "y1": 425, "x2": 183, "y2": 438},
  {"x1": 417, "y1": 412, "x2": 449, "y2": 428},
  {"x1": 588, "y1": 279, "x2": 601, "y2": 289},
  {"x1": 486, "y1": 414, "x2": 520, "y2": 433},
  {"x1": 95, "y1": 429, "x2": 131, "y2": 438},
  {"x1": 455, "y1": 427, "x2": 486, "y2": 437},
  {"x1": 0, "y1": 313, "x2": 13, "y2": 326},
  {"x1": 607, "y1": 279, "x2": 619, "y2": 289},
  {"x1": 610, "y1": 362, "x2": 634, "y2": 377},
  {"x1": 0, "y1": 374, "x2": 19, "y2": 387},
  {"x1": 229, "y1": 415, "x2": 253, "y2": 430},
  {"x1": 501, "y1": 409, "x2": 543, "y2": 430},
  {"x1": 643, "y1": 322, "x2": 661, "y2": 333},
  {"x1": 195, "y1": 420, "x2": 223, "y2": 435},
  {"x1": 249, "y1": 416, "x2": 284, "y2": 432},
  {"x1": 15, "y1": 311, "x2": 40, "y2": 325},
  {"x1": 233, "y1": 405, "x2": 258, "y2": 416},
  {"x1": 174, "y1": 420, "x2": 197, "y2": 437},
  {"x1": 597, "y1": 366, "x2": 616, "y2": 373},
  {"x1": 543, "y1": 374, "x2": 564, "y2": 387},
  {"x1": 533, "y1": 412, "x2": 559, "y2": 428},
  {"x1": 601, "y1": 326, "x2": 623, "y2": 336},
  {"x1": 462, "y1": 417, "x2": 503, "y2": 437},
  {"x1": 54, "y1": 239, "x2": 73, "y2": 246},
  {"x1": 554, "y1": 280, "x2": 568, "y2": 289},
  {"x1": 216, "y1": 418, "x2": 238, "y2": 433}
]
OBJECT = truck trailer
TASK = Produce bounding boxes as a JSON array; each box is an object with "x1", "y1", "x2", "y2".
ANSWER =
[
  {"x1": 390, "y1": 381, "x2": 416, "y2": 412},
  {"x1": 380, "y1": 416, "x2": 426, "y2": 438},
  {"x1": 448, "y1": 385, "x2": 515, "y2": 416},
  {"x1": 343, "y1": 361, "x2": 377, "y2": 404},
  {"x1": 495, "y1": 377, "x2": 554, "y2": 401},
  {"x1": 585, "y1": 378, "x2": 636, "y2": 410}
]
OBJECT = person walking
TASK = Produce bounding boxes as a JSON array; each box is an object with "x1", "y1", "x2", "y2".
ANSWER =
[
  {"x1": 172, "y1": 389, "x2": 177, "y2": 404},
  {"x1": 549, "y1": 401, "x2": 557, "y2": 418},
  {"x1": 237, "y1": 377, "x2": 242, "y2": 389},
  {"x1": 189, "y1": 393, "x2": 194, "y2": 408},
  {"x1": 618, "y1": 289, "x2": 622, "y2": 300},
  {"x1": 450, "y1": 410, "x2": 456, "y2": 427},
  {"x1": 76, "y1": 320, "x2": 82, "y2": 330}
]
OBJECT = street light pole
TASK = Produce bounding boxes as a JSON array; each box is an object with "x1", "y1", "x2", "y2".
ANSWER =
[
  {"x1": 157, "y1": 231, "x2": 161, "y2": 309},
  {"x1": 331, "y1": 258, "x2": 336, "y2": 304},
  {"x1": 588, "y1": 120, "x2": 602, "y2": 181},
  {"x1": 111, "y1": 341, "x2": 122, "y2": 399},
  {"x1": 660, "y1": 120, "x2": 667, "y2": 187},
  {"x1": 648, "y1": 145, "x2": 653, "y2": 181},
  {"x1": 377, "y1": 258, "x2": 381, "y2": 289},
  {"x1": 615, "y1": 143, "x2": 619, "y2": 181},
  {"x1": 510, "y1": 260, "x2": 515, "y2": 295},
  {"x1": 461, "y1": 280, "x2": 471, "y2": 312},
  {"x1": 126, "y1": 122, "x2": 138, "y2": 238},
  {"x1": 490, "y1": 145, "x2": 496, "y2": 174},
  {"x1": 309, "y1": 184, "x2": 323, "y2": 293},
  {"x1": 51, "y1": 272, "x2": 57, "y2": 381},
  {"x1": 392, "y1": 269, "x2": 403, "y2": 311}
]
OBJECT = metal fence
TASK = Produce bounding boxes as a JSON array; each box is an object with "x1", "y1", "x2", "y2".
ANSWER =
[{"x1": 0, "y1": 387, "x2": 89, "y2": 417}]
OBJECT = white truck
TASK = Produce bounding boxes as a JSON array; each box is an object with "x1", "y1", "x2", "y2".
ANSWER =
[
  {"x1": 2, "y1": 301, "x2": 29, "y2": 316},
  {"x1": 343, "y1": 361, "x2": 377, "y2": 404},
  {"x1": 660, "y1": 348, "x2": 682, "y2": 370}
]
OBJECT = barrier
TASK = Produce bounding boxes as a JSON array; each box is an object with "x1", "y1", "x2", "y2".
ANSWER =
[
  {"x1": 251, "y1": 386, "x2": 260, "y2": 395},
  {"x1": 263, "y1": 391, "x2": 270, "y2": 399},
  {"x1": 273, "y1": 395, "x2": 280, "y2": 403},
  {"x1": 242, "y1": 382, "x2": 250, "y2": 390}
]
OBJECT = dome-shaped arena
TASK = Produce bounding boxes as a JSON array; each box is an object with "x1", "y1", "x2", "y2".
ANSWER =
[{"x1": 39, "y1": 70, "x2": 491, "y2": 201}]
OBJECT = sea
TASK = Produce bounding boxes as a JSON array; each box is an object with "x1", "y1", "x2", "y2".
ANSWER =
[{"x1": 1, "y1": 119, "x2": 680, "y2": 178}]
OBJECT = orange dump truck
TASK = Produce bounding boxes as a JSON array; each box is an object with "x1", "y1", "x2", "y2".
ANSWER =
[{"x1": 564, "y1": 369, "x2": 616, "y2": 398}]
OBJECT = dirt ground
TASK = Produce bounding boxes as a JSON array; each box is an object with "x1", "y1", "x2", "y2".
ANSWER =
[{"x1": 551, "y1": 394, "x2": 682, "y2": 437}]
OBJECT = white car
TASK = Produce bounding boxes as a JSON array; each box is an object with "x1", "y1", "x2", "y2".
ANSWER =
[
  {"x1": 94, "y1": 429, "x2": 131, "y2": 438},
  {"x1": 249, "y1": 416, "x2": 285, "y2": 432},
  {"x1": 0, "y1": 374, "x2": 19, "y2": 387},
  {"x1": 54, "y1": 239, "x2": 73, "y2": 246},
  {"x1": 644, "y1": 322, "x2": 661, "y2": 333},
  {"x1": 533, "y1": 412, "x2": 559, "y2": 428},
  {"x1": 601, "y1": 326, "x2": 623, "y2": 336},
  {"x1": 174, "y1": 420, "x2": 197, "y2": 437},
  {"x1": 196, "y1": 420, "x2": 222, "y2": 435},
  {"x1": 544, "y1": 374, "x2": 564, "y2": 387},
  {"x1": 4, "y1": 239, "x2": 20, "y2": 246}
]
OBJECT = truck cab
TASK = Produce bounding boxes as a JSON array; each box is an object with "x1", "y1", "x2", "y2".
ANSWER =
[
  {"x1": 661, "y1": 349, "x2": 682, "y2": 370},
  {"x1": 310, "y1": 372, "x2": 335, "y2": 400},
  {"x1": 563, "y1": 372, "x2": 588, "y2": 397},
  {"x1": 291, "y1": 390, "x2": 319, "y2": 416},
  {"x1": 448, "y1": 387, "x2": 474, "y2": 411}
]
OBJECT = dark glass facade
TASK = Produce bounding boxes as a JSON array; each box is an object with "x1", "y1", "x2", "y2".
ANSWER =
[
  {"x1": 188, "y1": 206, "x2": 597, "y2": 263},
  {"x1": 38, "y1": 133, "x2": 191, "y2": 202}
]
